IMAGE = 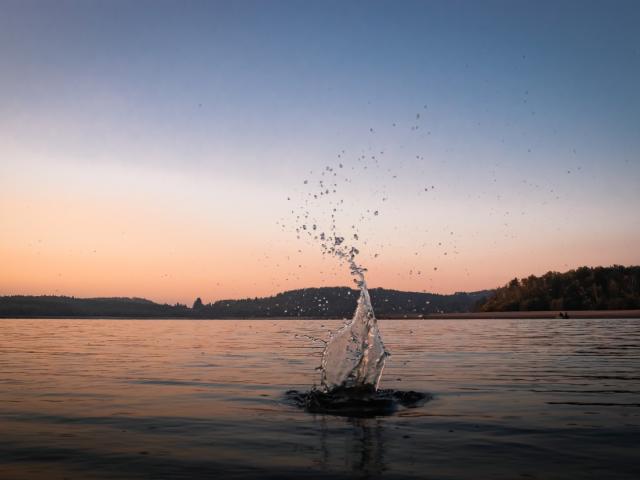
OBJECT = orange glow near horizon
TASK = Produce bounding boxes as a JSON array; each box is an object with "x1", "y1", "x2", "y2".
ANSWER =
[
  {"x1": 2, "y1": 174, "x2": 638, "y2": 305},
  {"x1": 2, "y1": 136, "x2": 639, "y2": 305}
]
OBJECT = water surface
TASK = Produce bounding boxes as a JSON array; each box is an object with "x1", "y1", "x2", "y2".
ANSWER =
[{"x1": 1, "y1": 318, "x2": 639, "y2": 479}]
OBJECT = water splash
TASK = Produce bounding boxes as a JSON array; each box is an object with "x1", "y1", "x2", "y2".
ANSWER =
[
  {"x1": 285, "y1": 241, "x2": 429, "y2": 416},
  {"x1": 286, "y1": 260, "x2": 428, "y2": 415},
  {"x1": 281, "y1": 131, "x2": 433, "y2": 412},
  {"x1": 320, "y1": 258, "x2": 388, "y2": 392}
]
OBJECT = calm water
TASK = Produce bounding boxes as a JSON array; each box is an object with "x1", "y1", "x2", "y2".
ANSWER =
[{"x1": 1, "y1": 318, "x2": 639, "y2": 479}]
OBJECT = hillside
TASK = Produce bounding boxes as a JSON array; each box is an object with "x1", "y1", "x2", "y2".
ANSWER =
[
  {"x1": 476, "y1": 265, "x2": 640, "y2": 312},
  {"x1": 5, "y1": 264, "x2": 638, "y2": 318},
  {"x1": 197, "y1": 287, "x2": 491, "y2": 318},
  {"x1": 0, "y1": 287, "x2": 490, "y2": 319},
  {"x1": 0, "y1": 296, "x2": 190, "y2": 318}
]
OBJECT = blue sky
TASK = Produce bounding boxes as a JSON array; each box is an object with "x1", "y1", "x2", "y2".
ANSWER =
[{"x1": 1, "y1": 0, "x2": 639, "y2": 301}]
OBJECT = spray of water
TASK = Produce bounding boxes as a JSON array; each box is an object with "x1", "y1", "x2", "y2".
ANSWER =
[
  {"x1": 280, "y1": 119, "x2": 442, "y2": 394},
  {"x1": 283, "y1": 220, "x2": 429, "y2": 416},
  {"x1": 319, "y1": 251, "x2": 388, "y2": 392},
  {"x1": 282, "y1": 120, "x2": 435, "y2": 413},
  {"x1": 281, "y1": 154, "x2": 392, "y2": 392}
]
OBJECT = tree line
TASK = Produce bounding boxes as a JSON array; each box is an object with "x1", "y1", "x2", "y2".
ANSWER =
[
  {"x1": 4, "y1": 265, "x2": 637, "y2": 318},
  {"x1": 476, "y1": 265, "x2": 640, "y2": 311},
  {"x1": 192, "y1": 287, "x2": 490, "y2": 318},
  {"x1": 0, "y1": 287, "x2": 489, "y2": 318}
]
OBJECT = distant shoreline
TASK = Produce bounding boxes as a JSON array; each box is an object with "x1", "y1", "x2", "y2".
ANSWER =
[
  {"x1": 385, "y1": 310, "x2": 640, "y2": 319},
  {"x1": 1, "y1": 310, "x2": 638, "y2": 320},
  {"x1": 4, "y1": 266, "x2": 639, "y2": 319}
]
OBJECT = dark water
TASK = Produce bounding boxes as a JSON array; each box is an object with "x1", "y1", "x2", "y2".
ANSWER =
[{"x1": 1, "y1": 318, "x2": 639, "y2": 480}]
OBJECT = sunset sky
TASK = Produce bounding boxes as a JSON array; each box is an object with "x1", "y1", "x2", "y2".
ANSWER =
[{"x1": 1, "y1": 0, "x2": 639, "y2": 304}]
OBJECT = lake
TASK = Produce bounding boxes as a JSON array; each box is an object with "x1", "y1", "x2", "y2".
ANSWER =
[{"x1": 1, "y1": 318, "x2": 639, "y2": 479}]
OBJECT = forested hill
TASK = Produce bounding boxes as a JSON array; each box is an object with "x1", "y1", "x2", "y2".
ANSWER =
[
  {"x1": 8, "y1": 264, "x2": 638, "y2": 317},
  {"x1": 476, "y1": 265, "x2": 640, "y2": 312},
  {"x1": 195, "y1": 287, "x2": 491, "y2": 318},
  {"x1": 0, "y1": 296, "x2": 191, "y2": 318},
  {"x1": 0, "y1": 287, "x2": 490, "y2": 318}
]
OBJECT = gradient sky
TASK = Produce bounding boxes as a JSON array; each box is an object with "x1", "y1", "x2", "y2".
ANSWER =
[{"x1": 1, "y1": 0, "x2": 639, "y2": 304}]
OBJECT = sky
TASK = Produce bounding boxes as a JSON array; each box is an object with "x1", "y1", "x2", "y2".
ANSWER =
[{"x1": 1, "y1": 0, "x2": 639, "y2": 304}]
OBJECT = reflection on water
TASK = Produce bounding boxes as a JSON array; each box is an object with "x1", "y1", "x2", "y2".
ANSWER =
[
  {"x1": 0, "y1": 318, "x2": 639, "y2": 479},
  {"x1": 315, "y1": 416, "x2": 386, "y2": 478}
]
